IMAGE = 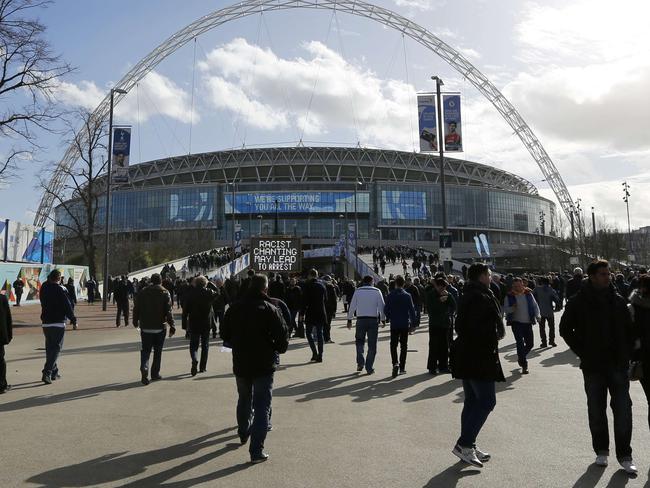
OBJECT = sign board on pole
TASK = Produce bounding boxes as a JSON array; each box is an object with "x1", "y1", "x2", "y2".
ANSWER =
[
  {"x1": 250, "y1": 237, "x2": 302, "y2": 273},
  {"x1": 569, "y1": 256, "x2": 580, "y2": 265},
  {"x1": 234, "y1": 224, "x2": 242, "y2": 254},
  {"x1": 628, "y1": 254, "x2": 636, "y2": 262},
  {"x1": 442, "y1": 94, "x2": 463, "y2": 152},
  {"x1": 112, "y1": 127, "x2": 131, "y2": 183},
  {"x1": 439, "y1": 231, "x2": 452, "y2": 262},
  {"x1": 417, "y1": 94, "x2": 437, "y2": 152}
]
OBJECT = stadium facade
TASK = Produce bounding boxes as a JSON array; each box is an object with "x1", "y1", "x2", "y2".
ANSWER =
[{"x1": 54, "y1": 146, "x2": 555, "y2": 262}]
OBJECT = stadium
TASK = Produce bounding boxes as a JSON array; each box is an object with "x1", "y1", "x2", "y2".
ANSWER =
[{"x1": 54, "y1": 145, "x2": 556, "y2": 269}]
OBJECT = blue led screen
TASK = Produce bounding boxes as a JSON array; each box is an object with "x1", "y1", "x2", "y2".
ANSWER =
[{"x1": 381, "y1": 191, "x2": 427, "y2": 220}]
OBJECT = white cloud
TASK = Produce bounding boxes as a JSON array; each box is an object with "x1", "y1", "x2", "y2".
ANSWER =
[
  {"x1": 198, "y1": 38, "x2": 418, "y2": 148},
  {"x1": 392, "y1": 0, "x2": 442, "y2": 11},
  {"x1": 51, "y1": 71, "x2": 195, "y2": 124}
]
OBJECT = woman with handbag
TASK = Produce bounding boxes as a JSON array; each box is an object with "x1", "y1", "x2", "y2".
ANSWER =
[{"x1": 628, "y1": 274, "x2": 650, "y2": 430}]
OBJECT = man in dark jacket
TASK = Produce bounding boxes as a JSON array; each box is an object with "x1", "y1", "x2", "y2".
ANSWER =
[
  {"x1": 426, "y1": 277, "x2": 456, "y2": 375},
  {"x1": 404, "y1": 277, "x2": 422, "y2": 327},
  {"x1": 450, "y1": 263, "x2": 505, "y2": 468},
  {"x1": 268, "y1": 273, "x2": 286, "y2": 301},
  {"x1": 133, "y1": 273, "x2": 175, "y2": 385},
  {"x1": 12, "y1": 278, "x2": 24, "y2": 306},
  {"x1": 0, "y1": 292, "x2": 13, "y2": 393},
  {"x1": 565, "y1": 267, "x2": 584, "y2": 303},
  {"x1": 384, "y1": 275, "x2": 416, "y2": 378},
  {"x1": 221, "y1": 274, "x2": 288, "y2": 464},
  {"x1": 183, "y1": 276, "x2": 217, "y2": 376},
  {"x1": 114, "y1": 276, "x2": 130, "y2": 327},
  {"x1": 40, "y1": 269, "x2": 77, "y2": 384},
  {"x1": 300, "y1": 269, "x2": 328, "y2": 362},
  {"x1": 560, "y1": 260, "x2": 637, "y2": 474}
]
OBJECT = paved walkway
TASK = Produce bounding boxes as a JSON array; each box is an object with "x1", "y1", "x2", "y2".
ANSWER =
[{"x1": 2, "y1": 302, "x2": 650, "y2": 487}]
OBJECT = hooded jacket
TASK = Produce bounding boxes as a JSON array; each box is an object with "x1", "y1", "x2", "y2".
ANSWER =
[{"x1": 629, "y1": 289, "x2": 650, "y2": 377}]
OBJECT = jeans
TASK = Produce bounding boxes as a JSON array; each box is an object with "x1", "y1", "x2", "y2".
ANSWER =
[
  {"x1": 42, "y1": 327, "x2": 65, "y2": 376},
  {"x1": 324, "y1": 311, "x2": 335, "y2": 342},
  {"x1": 288, "y1": 309, "x2": 299, "y2": 335},
  {"x1": 539, "y1": 315, "x2": 555, "y2": 344},
  {"x1": 582, "y1": 368, "x2": 633, "y2": 461},
  {"x1": 0, "y1": 344, "x2": 6, "y2": 388},
  {"x1": 140, "y1": 330, "x2": 166, "y2": 376},
  {"x1": 427, "y1": 327, "x2": 450, "y2": 371},
  {"x1": 511, "y1": 322, "x2": 534, "y2": 368},
  {"x1": 390, "y1": 329, "x2": 409, "y2": 369},
  {"x1": 355, "y1": 318, "x2": 379, "y2": 372},
  {"x1": 641, "y1": 377, "x2": 650, "y2": 431},
  {"x1": 457, "y1": 379, "x2": 497, "y2": 448},
  {"x1": 15, "y1": 292, "x2": 22, "y2": 306},
  {"x1": 189, "y1": 331, "x2": 210, "y2": 370},
  {"x1": 116, "y1": 299, "x2": 129, "y2": 326},
  {"x1": 236, "y1": 373, "x2": 274, "y2": 456},
  {"x1": 306, "y1": 322, "x2": 324, "y2": 357}
]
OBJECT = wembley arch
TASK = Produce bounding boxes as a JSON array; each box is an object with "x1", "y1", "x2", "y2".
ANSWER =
[{"x1": 34, "y1": 0, "x2": 577, "y2": 227}]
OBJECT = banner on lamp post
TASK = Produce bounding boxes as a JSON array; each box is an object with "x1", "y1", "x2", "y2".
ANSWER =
[
  {"x1": 234, "y1": 224, "x2": 242, "y2": 254},
  {"x1": 443, "y1": 94, "x2": 463, "y2": 152},
  {"x1": 417, "y1": 94, "x2": 437, "y2": 152},
  {"x1": 112, "y1": 127, "x2": 131, "y2": 183}
]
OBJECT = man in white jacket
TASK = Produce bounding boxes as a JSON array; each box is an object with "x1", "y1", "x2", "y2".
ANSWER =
[{"x1": 347, "y1": 275, "x2": 385, "y2": 374}]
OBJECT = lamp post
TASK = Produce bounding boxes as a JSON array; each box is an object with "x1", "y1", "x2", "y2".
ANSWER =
[
  {"x1": 228, "y1": 181, "x2": 237, "y2": 261},
  {"x1": 102, "y1": 87, "x2": 127, "y2": 312},
  {"x1": 247, "y1": 202, "x2": 252, "y2": 244},
  {"x1": 354, "y1": 179, "x2": 361, "y2": 276},
  {"x1": 591, "y1": 206, "x2": 597, "y2": 258},
  {"x1": 257, "y1": 215, "x2": 262, "y2": 236},
  {"x1": 623, "y1": 182, "x2": 632, "y2": 256},
  {"x1": 274, "y1": 199, "x2": 279, "y2": 235},
  {"x1": 431, "y1": 76, "x2": 448, "y2": 232}
]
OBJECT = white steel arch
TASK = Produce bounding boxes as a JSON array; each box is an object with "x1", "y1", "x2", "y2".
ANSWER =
[{"x1": 35, "y1": 0, "x2": 576, "y2": 226}]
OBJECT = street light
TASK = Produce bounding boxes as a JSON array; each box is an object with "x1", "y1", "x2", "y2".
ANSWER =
[
  {"x1": 102, "y1": 87, "x2": 128, "y2": 312},
  {"x1": 431, "y1": 76, "x2": 448, "y2": 232},
  {"x1": 354, "y1": 179, "x2": 362, "y2": 277},
  {"x1": 228, "y1": 181, "x2": 238, "y2": 261},
  {"x1": 257, "y1": 215, "x2": 263, "y2": 236},
  {"x1": 623, "y1": 182, "x2": 632, "y2": 256}
]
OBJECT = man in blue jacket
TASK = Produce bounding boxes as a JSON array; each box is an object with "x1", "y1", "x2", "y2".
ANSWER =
[
  {"x1": 503, "y1": 277, "x2": 540, "y2": 374},
  {"x1": 384, "y1": 275, "x2": 417, "y2": 378},
  {"x1": 40, "y1": 269, "x2": 77, "y2": 384}
]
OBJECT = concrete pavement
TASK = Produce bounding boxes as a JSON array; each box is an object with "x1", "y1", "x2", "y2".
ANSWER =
[{"x1": 2, "y1": 302, "x2": 650, "y2": 487}]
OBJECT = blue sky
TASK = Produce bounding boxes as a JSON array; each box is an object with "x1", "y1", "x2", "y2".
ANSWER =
[{"x1": 2, "y1": 0, "x2": 649, "y2": 233}]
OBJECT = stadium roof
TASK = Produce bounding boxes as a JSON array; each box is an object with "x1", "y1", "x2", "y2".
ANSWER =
[{"x1": 108, "y1": 146, "x2": 538, "y2": 195}]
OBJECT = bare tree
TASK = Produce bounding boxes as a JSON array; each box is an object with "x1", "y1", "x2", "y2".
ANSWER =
[
  {"x1": 39, "y1": 109, "x2": 107, "y2": 278},
  {"x1": 0, "y1": 0, "x2": 73, "y2": 181}
]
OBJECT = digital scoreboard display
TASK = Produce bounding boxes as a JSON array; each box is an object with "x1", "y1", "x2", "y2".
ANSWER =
[{"x1": 250, "y1": 237, "x2": 302, "y2": 273}]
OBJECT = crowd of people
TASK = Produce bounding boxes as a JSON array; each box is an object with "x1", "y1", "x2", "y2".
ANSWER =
[{"x1": 1, "y1": 254, "x2": 649, "y2": 473}]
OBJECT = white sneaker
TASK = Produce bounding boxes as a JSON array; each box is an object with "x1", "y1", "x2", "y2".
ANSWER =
[
  {"x1": 474, "y1": 445, "x2": 491, "y2": 462},
  {"x1": 620, "y1": 460, "x2": 638, "y2": 475},
  {"x1": 452, "y1": 444, "x2": 483, "y2": 468},
  {"x1": 595, "y1": 455, "x2": 608, "y2": 467}
]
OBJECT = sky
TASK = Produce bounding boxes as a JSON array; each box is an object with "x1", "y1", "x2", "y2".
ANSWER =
[{"x1": 1, "y1": 0, "x2": 649, "y2": 233}]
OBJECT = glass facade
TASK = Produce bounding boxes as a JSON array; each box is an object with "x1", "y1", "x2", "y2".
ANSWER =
[{"x1": 55, "y1": 182, "x2": 555, "y2": 241}]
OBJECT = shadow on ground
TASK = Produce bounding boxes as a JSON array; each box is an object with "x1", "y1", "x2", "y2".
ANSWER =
[
  {"x1": 423, "y1": 462, "x2": 481, "y2": 487},
  {"x1": 25, "y1": 427, "x2": 248, "y2": 487}
]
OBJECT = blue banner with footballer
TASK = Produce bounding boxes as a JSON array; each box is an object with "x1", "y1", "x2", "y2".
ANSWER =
[{"x1": 443, "y1": 94, "x2": 463, "y2": 152}]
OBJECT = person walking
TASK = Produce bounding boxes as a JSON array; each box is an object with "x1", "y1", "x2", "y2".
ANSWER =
[
  {"x1": 211, "y1": 278, "x2": 229, "y2": 340},
  {"x1": 426, "y1": 277, "x2": 456, "y2": 375},
  {"x1": 565, "y1": 267, "x2": 584, "y2": 303},
  {"x1": 533, "y1": 277, "x2": 561, "y2": 348},
  {"x1": 0, "y1": 291, "x2": 13, "y2": 393},
  {"x1": 12, "y1": 278, "x2": 24, "y2": 306},
  {"x1": 285, "y1": 277, "x2": 303, "y2": 338},
  {"x1": 560, "y1": 260, "x2": 637, "y2": 475},
  {"x1": 132, "y1": 273, "x2": 176, "y2": 385},
  {"x1": 322, "y1": 275, "x2": 338, "y2": 344},
  {"x1": 300, "y1": 269, "x2": 328, "y2": 362},
  {"x1": 86, "y1": 277, "x2": 97, "y2": 304},
  {"x1": 221, "y1": 274, "x2": 289, "y2": 464},
  {"x1": 384, "y1": 275, "x2": 416, "y2": 378},
  {"x1": 114, "y1": 276, "x2": 130, "y2": 327},
  {"x1": 64, "y1": 277, "x2": 78, "y2": 330},
  {"x1": 347, "y1": 275, "x2": 386, "y2": 375},
  {"x1": 183, "y1": 276, "x2": 217, "y2": 376},
  {"x1": 503, "y1": 278, "x2": 540, "y2": 374},
  {"x1": 629, "y1": 274, "x2": 650, "y2": 433},
  {"x1": 40, "y1": 269, "x2": 77, "y2": 384},
  {"x1": 450, "y1": 263, "x2": 505, "y2": 468}
]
